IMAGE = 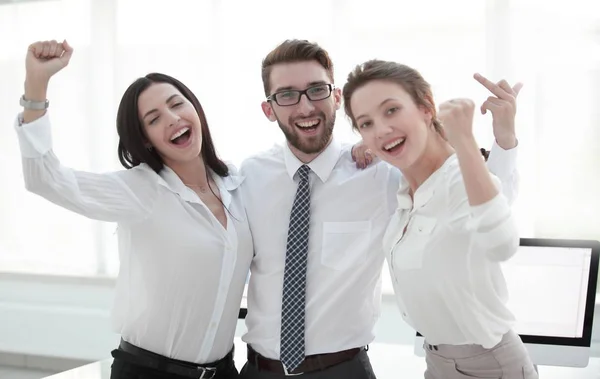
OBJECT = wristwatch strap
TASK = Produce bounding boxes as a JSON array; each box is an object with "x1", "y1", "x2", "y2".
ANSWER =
[{"x1": 20, "y1": 95, "x2": 49, "y2": 110}]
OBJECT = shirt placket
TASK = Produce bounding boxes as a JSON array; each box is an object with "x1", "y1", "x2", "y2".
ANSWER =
[{"x1": 197, "y1": 196, "x2": 239, "y2": 361}]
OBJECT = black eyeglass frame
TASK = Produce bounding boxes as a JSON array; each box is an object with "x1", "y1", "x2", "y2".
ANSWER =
[{"x1": 266, "y1": 83, "x2": 335, "y2": 106}]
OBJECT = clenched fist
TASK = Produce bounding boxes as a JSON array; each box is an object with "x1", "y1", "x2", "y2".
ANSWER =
[
  {"x1": 25, "y1": 39, "x2": 73, "y2": 84},
  {"x1": 438, "y1": 98, "x2": 476, "y2": 148}
]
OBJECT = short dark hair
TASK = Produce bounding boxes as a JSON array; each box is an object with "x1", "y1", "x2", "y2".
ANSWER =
[
  {"x1": 116, "y1": 73, "x2": 228, "y2": 176},
  {"x1": 261, "y1": 39, "x2": 334, "y2": 97}
]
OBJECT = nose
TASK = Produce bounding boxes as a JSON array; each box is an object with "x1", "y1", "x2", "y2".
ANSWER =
[
  {"x1": 296, "y1": 93, "x2": 316, "y2": 116},
  {"x1": 375, "y1": 121, "x2": 394, "y2": 140},
  {"x1": 167, "y1": 110, "x2": 181, "y2": 127}
]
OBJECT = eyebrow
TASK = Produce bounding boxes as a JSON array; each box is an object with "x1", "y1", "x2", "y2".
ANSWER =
[
  {"x1": 142, "y1": 94, "x2": 181, "y2": 120},
  {"x1": 355, "y1": 98, "x2": 397, "y2": 122},
  {"x1": 273, "y1": 81, "x2": 328, "y2": 93}
]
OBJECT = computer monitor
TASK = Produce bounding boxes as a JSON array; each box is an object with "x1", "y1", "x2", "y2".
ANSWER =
[{"x1": 414, "y1": 238, "x2": 600, "y2": 367}]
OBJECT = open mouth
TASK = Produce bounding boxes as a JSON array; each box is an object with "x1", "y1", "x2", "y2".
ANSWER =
[
  {"x1": 169, "y1": 127, "x2": 192, "y2": 146},
  {"x1": 295, "y1": 119, "x2": 320, "y2": 133},
  {"x1": 382, "y1": 137, "x2": 406, "y2": 154}
]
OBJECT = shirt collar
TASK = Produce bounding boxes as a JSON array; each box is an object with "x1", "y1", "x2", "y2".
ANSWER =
[
  {"x1": 153, "y1": 163, "x2": 244, "y2": 208},
  {"x1": 283, "y1": 137, "x2": 342, "y2": 182},
  {"x1": 396, "y1": 154, "x2": 457, "y2": 210}
]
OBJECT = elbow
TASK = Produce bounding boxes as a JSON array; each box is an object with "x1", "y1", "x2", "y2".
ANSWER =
[
  {"x1": 22, "y1": 171, "x2": 58, "y2": 201},
  {"x1": 23, "y1": 175, "x2": 46, "y2": 196},
  {"x1": 481, "y1": 216, "x2": 520, "y2": 262},
  {"x1": 486, "y1": 232, "x2": 519, "y2": 262},
  {"x1": 21, "y1": 158, "x2": 54, "y2": 197}
]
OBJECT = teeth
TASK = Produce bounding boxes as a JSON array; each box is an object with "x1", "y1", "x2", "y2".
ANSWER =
[
  {"x1": 296, "y1": 120, "x2": 319, "y2": 128},
  {"x1": 170, "y1": 127, "x2": 189, "y2": 141},
  {"x1": 384, "y1": 138, "x2": 405, "y2": 151}
]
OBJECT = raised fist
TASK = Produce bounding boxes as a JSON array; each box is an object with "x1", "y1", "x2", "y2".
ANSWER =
[
  {"x1": 438, "y1": 98, "x2": 476, "y2": 148},
  {"x1": 25, "y1": 39, "x2": 73, "y2": 84}
]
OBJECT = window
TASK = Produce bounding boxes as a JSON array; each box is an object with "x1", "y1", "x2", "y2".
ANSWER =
[{"x1": 0, "y1": 0, "x2": 598, "y2": 294}]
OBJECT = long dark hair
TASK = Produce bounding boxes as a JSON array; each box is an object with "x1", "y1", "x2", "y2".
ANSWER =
[{"x1": 116, "y1": 73, "x2": 228, "y2": 177}]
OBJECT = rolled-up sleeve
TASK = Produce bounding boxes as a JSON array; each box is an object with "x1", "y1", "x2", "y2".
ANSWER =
[
  {"x1": 447, "y1": 168, "x2": 520, "y2": 262},
  {"x1": 486, "y1": 141, "x2": 519, "y2": 205}
]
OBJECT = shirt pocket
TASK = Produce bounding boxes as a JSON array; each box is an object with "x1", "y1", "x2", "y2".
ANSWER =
[
  {"x1": 321, "y1": 221, "x2": 372, "y2": 270},
  {"x1": 392, "y1": 215, "x2": 437, "y2": 270}
]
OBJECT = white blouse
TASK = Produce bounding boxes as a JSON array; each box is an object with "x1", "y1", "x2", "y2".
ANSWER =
[
  {"x1": 14, "y1": 112, "x2": 253, "y2": 364},
  {"x1": 383, "y1": 154, "x2": 520, "y2": 349}
]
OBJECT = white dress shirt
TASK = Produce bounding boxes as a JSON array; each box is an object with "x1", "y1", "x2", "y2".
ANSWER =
[
  {"x1": 383, "y1": 154, "x2": 519, "y2": 349},
  {"x1": 14, "y1": 113, "x2": 253, "y2": 364},
  {"x1": 239, "y1": 137, "x2": 518, "y2": 359}
]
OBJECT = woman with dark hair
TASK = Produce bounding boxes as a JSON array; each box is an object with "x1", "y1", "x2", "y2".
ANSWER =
[{"x1": 14, "y1": 40, "x2": 251, "y2": 379}]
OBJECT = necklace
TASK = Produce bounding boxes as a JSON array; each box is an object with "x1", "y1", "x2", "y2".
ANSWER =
[{"x1": 185, "y1": 183, "x2": 211, "y2": 193}]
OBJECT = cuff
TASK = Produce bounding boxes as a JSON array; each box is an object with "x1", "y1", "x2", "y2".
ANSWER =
[
  {"x1": 486, "y1": 140, "x2": 518, "y2": 181},
  {"x1": 14, "y1": 112, "x2": 53, "y2": 158}
]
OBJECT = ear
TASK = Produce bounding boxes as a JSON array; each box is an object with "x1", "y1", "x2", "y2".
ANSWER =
[
  {"x1": 333, "y1": 86, "x2": 342, "y2": 110},
  {"x1": 419, "y1": 105, "x2": 433, "y2": 124},
  {"x1": 261, "y1": 101, "x2": 277, "y2": 122}
]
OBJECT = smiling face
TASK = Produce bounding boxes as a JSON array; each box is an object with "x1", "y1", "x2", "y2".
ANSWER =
[
  {"x1": 261, "y1": 60, "x2": 341, "y2": 161},
  {"x1": 137, "y1": 82, "x2": 203, "y2": 167},
  {"x1": 350, "y1": 80, "x2": 434, "y2": 170}
]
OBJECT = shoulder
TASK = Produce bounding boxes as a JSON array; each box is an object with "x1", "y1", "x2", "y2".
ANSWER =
[
  {"x1": 239, "y1": 144, "x2": 284, "y2": 175},
  {"x1": 220, "y1": 161, "x2": 246, "y2": 190},
  {"x1": 114, "y1": 163, "x2": 159, "y2": 184}
]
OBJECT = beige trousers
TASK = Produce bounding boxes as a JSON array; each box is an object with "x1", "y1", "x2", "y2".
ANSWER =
[{"x1": 423, "y1": 330, "x2": 538, "y2": 379}]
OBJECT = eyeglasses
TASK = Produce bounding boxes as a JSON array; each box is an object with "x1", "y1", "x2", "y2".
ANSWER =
[{"x1": 267, "y1": 84, "x2": 334, "y2": 106}]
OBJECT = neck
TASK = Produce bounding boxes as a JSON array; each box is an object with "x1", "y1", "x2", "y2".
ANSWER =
[
  {"x1": 403, "y1": 134, "x2": 454, "y2": 194},
  {"x1": 167, "y1": 156, "x2": 210, "y2": 187},
  {"x1": 288, "y1": 136, "x2": 333, "y2": 164}
]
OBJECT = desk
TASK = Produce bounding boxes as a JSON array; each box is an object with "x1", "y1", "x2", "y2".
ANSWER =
[{"x1": 43, "y1": 339, "x2": 600, "y2": 379}]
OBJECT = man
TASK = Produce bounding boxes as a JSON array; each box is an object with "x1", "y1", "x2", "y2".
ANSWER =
[{"x1": 239, "y1": 39, "x2": 520, "y2": 378}]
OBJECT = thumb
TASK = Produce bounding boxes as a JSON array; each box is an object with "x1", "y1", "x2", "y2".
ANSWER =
[
  {"x1": 60, "y1": 39, "x2": 74, "y2": 64},
  {"x1": 512, "y1": 82, "x2": 524, "y2": 96}
]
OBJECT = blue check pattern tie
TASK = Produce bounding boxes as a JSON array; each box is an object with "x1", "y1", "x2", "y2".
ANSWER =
[{"x1": 280, "y1": 164, "x2": 311, "y2": 372}]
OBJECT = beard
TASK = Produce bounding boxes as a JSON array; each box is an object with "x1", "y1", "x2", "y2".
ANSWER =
[{"x1": 276, "y1": 110, "x2": 335, "y2": 155}]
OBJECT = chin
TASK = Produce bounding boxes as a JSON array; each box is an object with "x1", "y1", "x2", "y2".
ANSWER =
[{"x1": 385, "y1": 154, "x2": 414, "y2": 171}]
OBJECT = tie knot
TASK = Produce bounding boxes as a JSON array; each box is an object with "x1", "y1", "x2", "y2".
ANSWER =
[{"x1": 297, "y1": 165, "x2": 310, "y2": 181}]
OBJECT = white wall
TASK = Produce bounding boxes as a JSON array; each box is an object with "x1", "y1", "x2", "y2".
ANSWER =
[{"x1": 0, "y1": 273, "x2": 599, "y2": 363}]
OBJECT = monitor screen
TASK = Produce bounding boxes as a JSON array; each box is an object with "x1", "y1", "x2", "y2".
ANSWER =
[
  {"x1": 501, "y1": 245, "x2": 592, "y2": 339},
  {"x1": 414, "y1": 238, "x2": 599, "y2": 366}
]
